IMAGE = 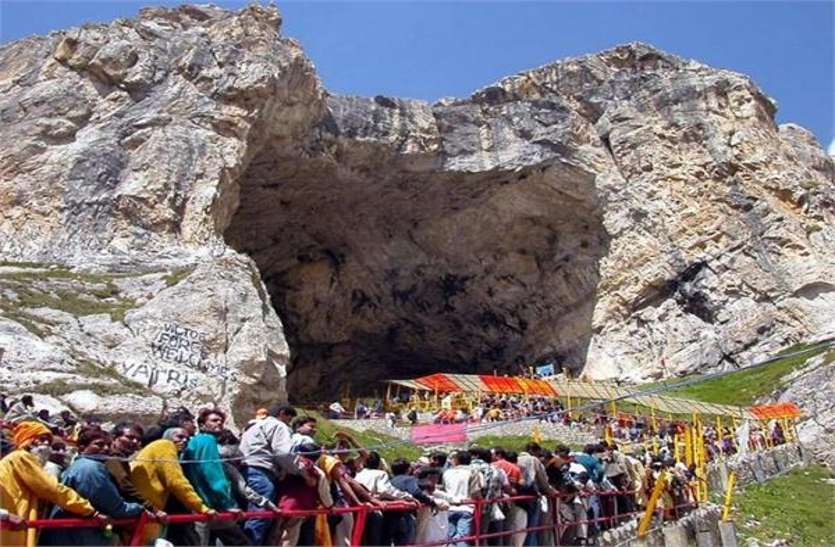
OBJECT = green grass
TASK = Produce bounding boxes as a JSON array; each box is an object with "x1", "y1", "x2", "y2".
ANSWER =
[
  {"x1": 0, "y1": 278, "x2": 138, "y2": 323},
  {"x1": 636, "y1": 341, "x2": 834, "y2": 406},
  {"x1": 305, "y1": 415, "x2": 580, "y2": 462},
  {"x1": 163, "y1": 266, "x2": 196, "y2": 287},
  {"x1": 36, "y1": 360, "x2": 152, "y2": 398},
  {"x1": 468, "y1": 435, "x2": 536, "y2": 453},
  {"x1": 468, "y1": 434, "x2": 581, "y2": 453},
  {"x1": 37, "y1": 379, "x2": 138, "y2": 398},
  {"x1": 735, "y1": 464, "x2": 835, "y2": 545},
  {"x1": 0, "y1": 260, "x2": 47, "y2": 268},
  {"x1": 306, "y1": 411, "x2": 423, "y2": 462},
  {"x1": 0, "y1": 306, "x2": 57, "y2": 337}
]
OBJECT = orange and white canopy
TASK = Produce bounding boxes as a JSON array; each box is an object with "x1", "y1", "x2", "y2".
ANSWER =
[
  {"x1": 388, "y1": 373, "x2": 558, "y2": 397},
  {"x1": 387, "y1": 374, "x2": 803, "y2": 420}
]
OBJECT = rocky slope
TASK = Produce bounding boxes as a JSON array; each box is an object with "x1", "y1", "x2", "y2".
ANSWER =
[
  {"x1": 0, "y1": 5, "x2": 833, "y2": 418},
  {"x1": 775, "y1": 350, "x2": 835, "y2": 467}
]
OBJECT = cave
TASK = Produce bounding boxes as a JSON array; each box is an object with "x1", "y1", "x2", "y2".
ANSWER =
[{"x1": 224, "y1": 105, "x2": 610, "y2": 403}]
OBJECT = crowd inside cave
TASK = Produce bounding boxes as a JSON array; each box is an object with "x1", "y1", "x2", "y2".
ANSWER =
[{"x1": 1, "y1": 392, "x2": 789, "y2": 547}]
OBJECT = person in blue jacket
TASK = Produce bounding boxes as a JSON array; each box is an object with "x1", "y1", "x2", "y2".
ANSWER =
[
  {"x1": 40, "y1": 427, "x2": 147, "y2": 546},
  {"x1": 572, "y1": 443, "x2": 609, "y2": 537},
  {"x1": 573, "y1": 443, "x2": 606, "y2": 484},
  {"x1": 183, "y1": 408, "x2": 248, "y2": 546}
]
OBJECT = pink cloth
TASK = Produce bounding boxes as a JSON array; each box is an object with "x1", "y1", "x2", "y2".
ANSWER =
[{"x1": 410, "y1": 423, "x2": 467, "y2": 445}]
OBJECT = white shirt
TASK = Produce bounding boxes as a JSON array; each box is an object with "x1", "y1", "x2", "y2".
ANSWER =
[
  {"x1": 291, "y1": 432, "x2": 316, "y2": 450},
  {"x1": 440, "y1": 465, "x2": 485, "y2": 513},
  {"x1": 355, "y1": 468, "x2": 412, "y2": 500},
  {"x1": 239, "y1": 416, "x2": 294, "y2": 474}
]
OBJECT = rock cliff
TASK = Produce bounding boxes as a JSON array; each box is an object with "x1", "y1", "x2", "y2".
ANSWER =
[{"x1": 0, "y1": 5, "x2": 832, "y2": 417}]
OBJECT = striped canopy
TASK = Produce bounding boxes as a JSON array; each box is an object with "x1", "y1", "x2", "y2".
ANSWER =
[
  {"x1": 388, "y1": 373, "x2": 558, "y2": 397},
  {"x1": 386, "y1": 374, "x2": 802, "y2": 420},
  {"x1": 749, "y1": 402, "x2": 802, "y2": 419}
]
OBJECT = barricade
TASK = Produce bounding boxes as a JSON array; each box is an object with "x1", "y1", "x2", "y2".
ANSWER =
[{"x1": 0, "y1": 488, "x2": 692, "y2": 546}]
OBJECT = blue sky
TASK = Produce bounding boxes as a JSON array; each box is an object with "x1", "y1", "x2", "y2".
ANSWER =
[{"x1": 1, "y1": 1, "x2": 832, "y2": 151}]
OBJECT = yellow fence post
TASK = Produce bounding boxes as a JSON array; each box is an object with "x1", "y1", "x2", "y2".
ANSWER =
[
  {"x1": 690, "y1": 418, "x2": 699, "y2": 501},
  {"x1": 531, "y1": 424, "x2": 543, "y2": 445},
  {"x1": 780, "y1": 418, "x2": 789, "y2": 442},
  {"x1": 685, "y1": 424, "x2": 694, "y2": 466},
  {"x1": 722, "y1": 472, "x2": 736, "y2": 521},
  {"x1": 638, "y1": 471, "x2": 669, "y2": 538},
  {"x1": 697, "y1": 416, "x2": 708, "y2": 502}
]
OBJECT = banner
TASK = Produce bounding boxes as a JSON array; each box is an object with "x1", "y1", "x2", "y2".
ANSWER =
[
  {"x1": 536, "y1": 363, "x2": 555, "y2": 377},
  {"x1": 410, "y1": 423, "x2": 467, "y2": 445}
]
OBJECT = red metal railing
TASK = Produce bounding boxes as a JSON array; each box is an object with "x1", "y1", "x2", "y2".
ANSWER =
[{"x1": 0, "y1": 489, "x2": 697, "y2": 546}]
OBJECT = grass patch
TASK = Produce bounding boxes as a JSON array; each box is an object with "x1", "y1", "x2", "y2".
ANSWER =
[
  {"x1": 36, "y1": 379, "x2": 138, "y2": 398},
  {"x1": 306, "y1": 411, "x2": 423, "y2": 462},
  {"x1": 637, "y1": 341, "x2": 833, "y2": 406},
  {"x1": 735, "y1": 464, "x2": 835, "y2": 545},
  {"x1": 37, "y1": 361, "x2": 151, "y2": 398},
  {"x1": 0, "y1": 260, "x2": 47, "y2": 268},
  {"x1": 0, "y1": 282, "x2": 138, "y2": 323},
  {"x1": 305, "y1": 415, "x2": 581, "y2": 462},
  {"x1": 163, "y1": 266, "x2": 196, "y2": 287},
  {"x1": 0, "y1": 305, "x2": 56, "y2": 337},
  {"x1": 468, "y1": 434, "x2": 582, "y2": 453},
  {"x1": 74, "y1": 360, "x2": 149, "y2": 392}
]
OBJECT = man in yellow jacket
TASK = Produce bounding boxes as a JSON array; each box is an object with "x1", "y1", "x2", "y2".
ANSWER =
[
  {"x1": 0, "y1": 421, "x2": 107, "y2": 547},
  {"x1": 130, "y1": 427, "x2": 215, "y2": 544}
]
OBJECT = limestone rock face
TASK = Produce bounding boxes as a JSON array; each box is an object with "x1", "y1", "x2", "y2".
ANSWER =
[
  {"x1": 775, "y1": 351, "x2": 835, "y2": 468},
  {"x1": 0, "y1": 5, "x2": 833, "y2": 413},
  {"x1": 0, "y1": 257, "x2": 287, "y2": 425},
  {"x1": 0, "y1": 5, "x2": 310, "y2": 421}
]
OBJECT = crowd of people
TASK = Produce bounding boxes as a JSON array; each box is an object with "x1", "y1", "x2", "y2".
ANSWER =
[
  {"x1": 379, "y1": 391, "x2": 789, "y2": 464},
  {"x1": 429, "y1": 396, "x2": 566, "y2": 425},
  {"x1": 0, "y1": 391, "x2": 780, "y2": 547}
]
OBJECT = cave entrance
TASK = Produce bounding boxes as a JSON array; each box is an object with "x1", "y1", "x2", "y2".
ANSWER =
[{"x1": 225, "y1": 141, "x2": 609, "y2": 403}]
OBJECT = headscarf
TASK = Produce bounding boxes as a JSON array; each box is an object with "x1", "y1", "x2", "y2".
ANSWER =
[
  {"x1": 162, "y1": 427, "x2": 186, "y2": 441},
  {"x1": 13, "y1": 420, "x2": 51, "y2": 449}
]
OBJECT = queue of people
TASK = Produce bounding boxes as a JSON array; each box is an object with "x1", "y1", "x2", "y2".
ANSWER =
[{"x1": 0, "y1": 391, "x2": 757, "y2": 547}]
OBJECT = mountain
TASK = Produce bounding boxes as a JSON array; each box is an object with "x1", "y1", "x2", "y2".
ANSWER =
[{"x1": 0, "y1": 5, "x2": 832, "y2": 420}]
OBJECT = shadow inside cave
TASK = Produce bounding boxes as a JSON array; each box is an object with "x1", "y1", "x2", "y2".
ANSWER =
[{"x1": 224, "y1": 138, "x2": 610, "y2": 403}]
